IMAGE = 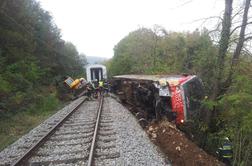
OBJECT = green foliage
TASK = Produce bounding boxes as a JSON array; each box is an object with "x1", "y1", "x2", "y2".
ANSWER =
[
  {"x1": 191, "y1": 62, "x2": 252, "y2": 165},
  {"x1": 0, "y1": 0, "x2": 87, "y2": 113},
  {"x1": 217, "y1": 65, "x2": 252, "y2": 165},
  {"x1": 0, "y1": 94, "x2": 62, "y2": 150},
  {"x1": 0, "y1": 75, "x2": 11, "y2": 94},
  {"x1": 27, "y1": 94, "x2": 60, "y2": 114},
  {"x1": 108, "y1": 28, "x2": 217, "y2": 94},
  {"x1": 0, "y1": 0, "x2": 87, "y2": 149}
]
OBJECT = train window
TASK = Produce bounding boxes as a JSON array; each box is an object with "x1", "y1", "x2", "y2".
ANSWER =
[
  {"x1": 182, "y1": 77, "x2": 204, "y2": 119},
  {"x1": 64, "y1": 77, "x2": 74, "y2": 87}
]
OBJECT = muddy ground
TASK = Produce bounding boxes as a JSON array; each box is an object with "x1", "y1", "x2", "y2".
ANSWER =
[
  {"x1": 146, "y1": 120, "x2": 224, "y2": 166},
  {"x1": 116, "y1": 93, "x2": 224, "y2": 166}
]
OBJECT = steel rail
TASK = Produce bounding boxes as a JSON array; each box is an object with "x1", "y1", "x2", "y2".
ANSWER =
[
  {"x1": 11, "y1": 97, "x2": 87, "y2": 166},
  {"x1": 87, "y1": 95, "x2": 104, "y2": 166}
]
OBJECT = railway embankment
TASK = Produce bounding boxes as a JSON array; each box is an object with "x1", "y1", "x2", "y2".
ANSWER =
[
  {"x1": 0, "y1": 97, "x2": 169, "y2": 165},
  {"x1": 0, "y1": 94, "x2": 62, "y2": 151}
]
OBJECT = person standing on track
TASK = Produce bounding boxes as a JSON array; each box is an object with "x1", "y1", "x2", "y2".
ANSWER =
[
  {"x1": 103, "y1": 79, "x2": 110, "y2": 94},
  {"x1": 98, "y1": 80, "x2": 104, "y2": 95}
]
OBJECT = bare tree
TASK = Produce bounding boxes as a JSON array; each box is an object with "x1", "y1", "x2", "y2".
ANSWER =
[
  {"x1": 232, "y1": 0, "x2": 251, "y2": 65},
  {"x1": 224, "y1": 0, "x2": 251, "y2": 90},
  {"x1": 212, "y1": 0, "x2": 233, "y2": 99}
]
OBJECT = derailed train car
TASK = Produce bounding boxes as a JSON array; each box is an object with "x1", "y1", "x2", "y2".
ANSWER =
[
  {"x1": 112, "y1": 74, "x2": 204, "y2": 124},
  {"x1": 86, "y1": 64, "x2": 107, "y2": 82}
]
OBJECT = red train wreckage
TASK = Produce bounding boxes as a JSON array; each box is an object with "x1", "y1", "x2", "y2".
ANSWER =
[{"x1": 112, "y1": 74, "x2": 204, "y2": 124}]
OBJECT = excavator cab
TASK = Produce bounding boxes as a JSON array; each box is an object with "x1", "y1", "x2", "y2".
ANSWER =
[{"x1": 64, "y1": 76, "x2": 86, "y2": 97}]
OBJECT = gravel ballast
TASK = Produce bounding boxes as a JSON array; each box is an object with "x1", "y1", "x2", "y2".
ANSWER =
[
  {"x1": 27, "y1": 100, "x2": 98, "y2": 165},
  {"x1": 99, "y1": 97, "x2": 170, "y2": 166},
  {"x1": 0, "y1": 96, "x2": 170, "y2": 165}
]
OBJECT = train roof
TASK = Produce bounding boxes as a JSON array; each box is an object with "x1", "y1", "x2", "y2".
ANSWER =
[
  {"x1": 113, "y1": 74, "x2": 196, "y2": 85},
  {"x1": 86, "y1": 64, "x2": 106, "y2": 69}
]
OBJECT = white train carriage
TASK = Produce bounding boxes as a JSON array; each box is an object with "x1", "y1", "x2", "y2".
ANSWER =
[{"x1": 86, "y1": 64, "x2": 107, "y2": 82}]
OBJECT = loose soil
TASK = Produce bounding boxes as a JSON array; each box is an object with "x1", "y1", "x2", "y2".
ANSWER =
[{"x1": 146, "y1": 120, "x2": 224, "y2": 166}]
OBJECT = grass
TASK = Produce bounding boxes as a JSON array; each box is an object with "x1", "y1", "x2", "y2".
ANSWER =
[{"x1": 0, "y1": 94, "x2": 66, "y2": 151}]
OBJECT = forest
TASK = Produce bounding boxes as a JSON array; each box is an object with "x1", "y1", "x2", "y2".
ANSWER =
[
  {"x1": 107, "y1": 0, "x2": 252, "y2": 165},
  {"x1": 0, "y1": 0, "x2": 86, "y2": 149}
]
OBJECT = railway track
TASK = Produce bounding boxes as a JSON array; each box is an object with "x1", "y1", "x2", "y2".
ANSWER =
[
  {"x1": 11, "y1": 95, "x2": 119, "y2": 166},
  {"x1": 1, "y1": 96, "x2": 168, "y2": 165}
]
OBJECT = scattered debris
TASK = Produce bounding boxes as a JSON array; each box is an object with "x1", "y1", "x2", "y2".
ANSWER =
[{"x1": 146, "y1": 120, "x2": 224, "y2": 166}]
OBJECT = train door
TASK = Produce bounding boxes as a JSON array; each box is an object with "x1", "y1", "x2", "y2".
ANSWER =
[{"x1": 90, "y1": 68, "x2": 103, "y2": 82}]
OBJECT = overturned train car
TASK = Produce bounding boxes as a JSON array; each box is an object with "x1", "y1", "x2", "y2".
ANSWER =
[{"x1": 112, "y1": 74, "x2": 204, "y2": 124}]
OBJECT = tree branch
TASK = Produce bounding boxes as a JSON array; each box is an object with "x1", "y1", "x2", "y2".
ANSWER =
[
  {"x1": 230, "y1": 21, "x2": 252, "y2": 35},
  {"x1": 191, "y1": 16, "x2": 223, "y2": 23},
  {"x1": 244, "y1": 35, "x2": 252, "y2": 41},
  {"x1": 241, "y1": 47, "x2": 252, "y2": 57},
  {"x1": 207, "y1": 22, "x2": 222, "y2": 34},
  {"x1": 232, "y1": 7, "x2": 244, "y2": 20}
]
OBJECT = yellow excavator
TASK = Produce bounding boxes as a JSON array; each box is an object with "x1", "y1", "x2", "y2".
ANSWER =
[{"x1": 64, "y1": 76, "x2": 87, "y2": 97}]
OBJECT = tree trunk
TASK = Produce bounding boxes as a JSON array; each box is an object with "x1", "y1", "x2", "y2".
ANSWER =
[
  {"x1": 225, "y1": 0, "x2": 251, "y2": 89},
  {"x1": 232, "y1": 0, "x2": 250, "y2": 63},
  {"x1": 212, "y1": 0, "x2": 233, "y2": 99}
]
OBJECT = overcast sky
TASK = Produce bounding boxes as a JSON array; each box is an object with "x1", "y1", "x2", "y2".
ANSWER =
[{"x1": 38, "y1": 0, "x2": 224, "y2": 58}]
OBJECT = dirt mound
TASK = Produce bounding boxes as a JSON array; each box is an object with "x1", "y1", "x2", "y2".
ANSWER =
[{"x1": 146, "y1": 121, "x2": 224, "y2": 166}]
